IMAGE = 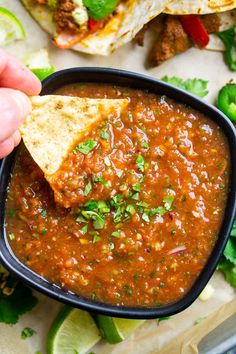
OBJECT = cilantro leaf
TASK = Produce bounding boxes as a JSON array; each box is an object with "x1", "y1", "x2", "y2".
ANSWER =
[
  {"x1": 218, "y1": 259, "x2": 236, "y2": 288},
  {"x1": 83, "y1": 0, "x2": 118, "y2": 20},
  {"x1": 82, "y1": 210, "x2": 105, "y2": 229},
  {"x1": 76, "y1": 140, "x2": 97, "y2": 155},
  {"x1": 163, "y1": 195, "x2": 174, "y2": 211},
  {"x1": 136, "y1": 154, "x2": 145, "y2": 172},
  {"x1": 0, "y1": 273, "x2": 38, "y2": 325},
  {"x1": 217, "y1": 26, "x2": 236, "y2": 71},
  {"x1": 223, "y1": 238, "x2": 236, "y2": 265},
  {"x1": 161, "y1": 76, "x2": 208, "y2": 97},
  {"x1": 84, "y1": 181, "x2": 92, "y2": 196},
  {"x1": 218, "y1": 220, "x2": 236, "y2": 288}
]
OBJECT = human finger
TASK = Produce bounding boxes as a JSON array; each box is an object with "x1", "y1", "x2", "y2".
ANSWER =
[
  {"x1": 0, "y1": 88, "x2": 31, "y2": 142},
  {"x1": 0, "y1": 49, "x2": 41, "y2": 95},
  {"x1": 12, "y1": 130, "x2": 21, "y2": 147},
  {"x1": 0, "y1": 136, "x2": 14, "y2": 159}
]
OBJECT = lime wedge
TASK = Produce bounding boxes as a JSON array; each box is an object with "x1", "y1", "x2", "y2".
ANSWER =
[
  {"x1": 96, "y1": 314, "x2": 145, "y2": 344},
  {"x1": 47, "y1": 306, "x2": 101, "y2": 354},
  {"x1": 23, "y1": 49, "x2": 55, "y2": 81},
  {"x1": 0, "y1": 7, "x2": 25, "y2": 46}
]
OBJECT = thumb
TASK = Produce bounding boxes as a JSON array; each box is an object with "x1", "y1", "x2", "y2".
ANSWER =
[{"x1": 0, "y1": 88, "x2": 31, "y2": 143}]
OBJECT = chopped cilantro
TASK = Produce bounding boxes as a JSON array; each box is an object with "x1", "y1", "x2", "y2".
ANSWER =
[
  {"x1": 142, "y1": 212, "x2": 150, "y2": 223},
  {"x1": 133, "y1": 183, "x2": 141, "y2": 192},
  {"x1": 81, "y1": 225, "x2": 88, "y2": 234},
  {"x1": 40, "y1": 209, "x2": 47, "y2": 218},
  {"x1": 150, "y1": 206, "x2": 167, "y2": 216},
  {"x1": 163, "y1": 195, "x2": 174, "y2": 211},
  {"x1": 8, "y1": 208, "x2": 18, "y2": 219},
  {"x1": 137, "y1": 201, "x2": 149, "y2": 208},
  {"x1": 111, "y1": 230, "x2": 121, "y2": 238},
  {"x1": 131, "y1": 192, "x2": 139, "y2": 200},
  {"x1": 122, "y1": 284, "x2": 133, "y2": 295},
  {"x1": 84, "y1": 200, "x2": 98, "y2": 210},
  {"x1": 126, "y1": 204, "x2": 136, "y2": 215},
  {"x1": 21, "y1": 327, "x2": 36, "y2": 339},
  {"x1": 93, "y1": 234, "x2": 101, "y2": 243},
  {"x1": 76, "y1": 140, "x2": 97, "y2": 155},
  {"x1": 97, "y1": 200, "x2": 110, "y2": 213},
  {"x1": 41, "y1": 228, "x2": 47, "y2": 235},
  {"x1": 82, "y1": 210, "x2": 105, "y2": 230},
  {"x1": 100, "y1": 131, "x2": 109, "y2": 140},
  {"x1": 136, "y1": 154, "x2": 145, "y2": 172},
  {"x1": 75, "y1": 215, "x2": 87, "y2": 223},
  {"x1": 161, "y1": 76, "x2": 208, "y2": 97},
  {"x1": 194, "y1": 317, "x2": 205, "y2": 325},
  {"x1": 93, "y1": 175, "x2": 108, "y2": 188},
  {"x1": 141, "y1": 142, "x2": 149, "y2": 149},
  {"x1": 84, "y1": 181, "x2": 92, "y2": 196}
]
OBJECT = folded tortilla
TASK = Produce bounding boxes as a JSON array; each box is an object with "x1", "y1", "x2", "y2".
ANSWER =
[
  {"x1": 20, "y1": 96, "x2": 128, "y2": 176},
  {"x1": 164, "y1": 0, "x2": 236, "y2": 14},
  {"x1": 21, "y1": 0, "x2": 169, "y2": 55}
]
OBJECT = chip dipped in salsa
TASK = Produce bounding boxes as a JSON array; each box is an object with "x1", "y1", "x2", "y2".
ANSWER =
[{"x1": 6, "y1": 83, "x2": 230, "y2": 307}]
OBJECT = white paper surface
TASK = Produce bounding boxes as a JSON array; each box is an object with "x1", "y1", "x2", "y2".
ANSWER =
[{"x1": 0, "y1": 1, "x2": 235, "y2": 353}]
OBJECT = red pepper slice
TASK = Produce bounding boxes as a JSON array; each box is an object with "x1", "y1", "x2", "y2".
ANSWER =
[
  {"x1": 88, "y1": 18, "x2": 105, "y2": 32},
  {"x1": 180, "y1": 15, "x2": 209, "y2": 49}
]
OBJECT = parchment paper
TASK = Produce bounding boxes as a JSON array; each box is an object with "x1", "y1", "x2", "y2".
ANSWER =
[{"x1": 0, "y1": 1, "x2": 235, "y2": 353}]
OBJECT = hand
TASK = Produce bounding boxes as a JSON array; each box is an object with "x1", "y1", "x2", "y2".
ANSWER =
[{"x1": 0, "y1": 49, "x2": 41, "y2": 159}]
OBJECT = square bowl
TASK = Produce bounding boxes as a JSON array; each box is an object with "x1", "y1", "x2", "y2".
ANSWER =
[{"x1": 0, "y1": 67, "x2": 236, "y2": 319}]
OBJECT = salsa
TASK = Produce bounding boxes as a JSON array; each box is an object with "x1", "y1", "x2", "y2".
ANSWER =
[{"x1": 6, "y1": 84, "x2": 230, "y2": 307}]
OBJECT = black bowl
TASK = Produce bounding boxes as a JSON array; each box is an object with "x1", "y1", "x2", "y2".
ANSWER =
[{"x1": 0, "y1": 68, "x2": 236, "y2": 319}]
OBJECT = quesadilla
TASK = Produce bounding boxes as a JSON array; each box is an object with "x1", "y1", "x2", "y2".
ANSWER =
[
  {"x1": 20, "y1": 95, "x2": 128, "y2": 176},
  {"x1": 20, "y1": 0, "x2": 168, "y2": 55}
]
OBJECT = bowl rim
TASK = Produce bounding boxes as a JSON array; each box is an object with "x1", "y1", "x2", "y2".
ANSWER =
[{"x1": 0, "y1": 67, "x2": 236, "y2": 319}]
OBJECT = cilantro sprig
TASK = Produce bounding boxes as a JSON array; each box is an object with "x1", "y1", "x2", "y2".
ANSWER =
[
  {"x1": 161, "y1": 76, "x2": 208, "y2": 97},
  {"x1": 0, "y1": 267, "x2": 37, "y2": 325},
  {"x1": 218, "y1": 221, "x2": 236, "y2": 287}
]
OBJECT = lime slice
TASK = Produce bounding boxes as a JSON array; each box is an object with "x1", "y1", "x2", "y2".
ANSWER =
[
  {"x1": 96, "y1": 314, "x2": 145, "y2": 344},
  {"x1": 0, "y1": 7, "x2": 25, "y2": 46},
  {"x1": 47, "y1": 306, "x2": 101, "y2": 354},
  {"x1": 23, "y1": 49, "x2": 55, "y2": 81}
]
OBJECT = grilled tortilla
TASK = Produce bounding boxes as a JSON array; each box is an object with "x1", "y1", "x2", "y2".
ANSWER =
[
  {"x1": 20, "y1": 95, "x2": 128, "y2": 176},
  {"x1": 164, "y1": 0, "x2": 236, "y2": 14},
  {"x1": 21, "y1": 0, "x2": 168, "y2": 55}
]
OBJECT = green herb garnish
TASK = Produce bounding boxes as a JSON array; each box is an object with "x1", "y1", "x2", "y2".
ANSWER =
[
  {"x1": 161, "y1": 76, "x2": 208, "y2": 97},
  {"x1": 21, "y1": 327, "x2": 36, "y2": 340},
  {"x1": 76, "y1": 140, "x2": 97, "y2": 155},
  {"x1": 141, "y1": 142, "x2": 149, "y2": 149},
  {"x1": 136, "y1": 154, "x2": 145, "y2": 172},
  {"x1": 84, "y1": 181, "x2": 92, "y2": 196}
]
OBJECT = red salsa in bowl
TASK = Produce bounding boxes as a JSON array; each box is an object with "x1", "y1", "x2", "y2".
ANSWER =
[{"x1": 6, "y1": 83, "x2": 230, "y2": 308}]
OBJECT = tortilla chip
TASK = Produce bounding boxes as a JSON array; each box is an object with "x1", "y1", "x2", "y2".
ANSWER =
[
  {"x1": 21, "y1": 0, "x2": 168, "y2": 55},
  {"x1": 164, "y1": 0, "x2": 236, "y2": 14},
  {"x1": 20, "y1": 96, "x2": 128, "y2": 176}
]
